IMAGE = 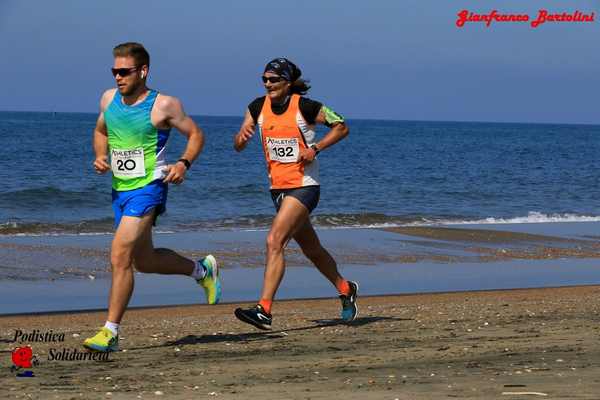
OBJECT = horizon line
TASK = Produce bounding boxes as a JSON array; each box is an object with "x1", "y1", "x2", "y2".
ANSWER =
[{"x1": 0, "y1": 109, "x2": 598, "y2": 127}]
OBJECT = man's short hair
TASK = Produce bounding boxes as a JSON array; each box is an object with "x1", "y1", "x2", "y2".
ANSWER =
[{"x1": 113, "y1": 42, "x2": 150, "y2": 67}]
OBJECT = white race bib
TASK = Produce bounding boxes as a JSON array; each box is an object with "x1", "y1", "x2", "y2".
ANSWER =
[
  {"x1": 111, "y1": 148, "x2": 145, "y2": 179},
  {"x1": 266, "y1": 137, "x2": 299, "y2": 163}
]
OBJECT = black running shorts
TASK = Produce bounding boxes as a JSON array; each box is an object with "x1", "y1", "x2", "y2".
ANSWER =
[{"x1": 270, "y1": 185, "x2": 320, "y2": 213}]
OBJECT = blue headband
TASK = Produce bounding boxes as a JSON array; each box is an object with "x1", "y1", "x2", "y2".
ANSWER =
[{"x1": 264, "y1": 58, "x2": 302, "y2": 82}]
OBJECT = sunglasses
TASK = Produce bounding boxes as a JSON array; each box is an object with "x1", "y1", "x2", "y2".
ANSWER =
[
  {"x1": 111, "y1": 67, "x2": 139, "y2": 77},
  {"x1": 261, "y1": 76, "x2": 286, "y2": 84}
]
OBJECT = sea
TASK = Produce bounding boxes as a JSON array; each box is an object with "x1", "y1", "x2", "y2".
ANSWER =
[{"x1": 1, "y1": 111, "x2": 600, "y2": 236}]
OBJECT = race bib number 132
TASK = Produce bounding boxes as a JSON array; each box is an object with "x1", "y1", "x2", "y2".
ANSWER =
[
  {"x1": 266, "y1": 137, "x2": 299, "y2": 163},
  {"x1": 111, "y1": 148, "x2": 146, "y2": 179}
]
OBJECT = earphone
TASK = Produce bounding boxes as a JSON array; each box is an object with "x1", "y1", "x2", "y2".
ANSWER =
[{"x1": 140, "y1": 71, "x2": 145, "y2": 79}]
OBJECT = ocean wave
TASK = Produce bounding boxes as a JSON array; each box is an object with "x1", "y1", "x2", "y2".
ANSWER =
[
  {"x1": 0, "y1": 186, "x2": 106, "y2": 208},
  {"x1": 2, "y1": 212, "x2": 599, "y2": 236},
  {"x1": 0, "y1": 218, "x2": 114, "y2": 236},
  {"x1": 437, "y1": 212, "x2": 600, "y2": 225}
]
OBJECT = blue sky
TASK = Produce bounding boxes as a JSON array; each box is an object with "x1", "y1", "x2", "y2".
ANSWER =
[{"x1": 0, "y1": 0, "x2": 598, "y2": 124}]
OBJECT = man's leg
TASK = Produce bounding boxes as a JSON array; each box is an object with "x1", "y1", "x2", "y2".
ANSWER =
[
  {"x1": 83, "y1": 212, "x2": 155, "y2": 352},
  {"x1": 107, "y1": 212, "x2": 156, "y2": 324},
  {"x1": 132, "y1": 221, "x2": 194, "y2": 276},
  {"x1": 130, "y1": 215, "x2": 220, "y2": 304}
]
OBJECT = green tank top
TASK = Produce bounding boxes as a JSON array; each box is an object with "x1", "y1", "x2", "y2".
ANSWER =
[{"x1": 104, "y1": 90, "x2": 171, "y2": 191}]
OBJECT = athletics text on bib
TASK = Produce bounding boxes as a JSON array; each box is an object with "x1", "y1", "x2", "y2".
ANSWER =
[
  {"x1": 111, "y1": 148, "x2": 146, "y2": 179},
  {"x1": 266, "y1": 137, "x2": 300, "y2": 163}
]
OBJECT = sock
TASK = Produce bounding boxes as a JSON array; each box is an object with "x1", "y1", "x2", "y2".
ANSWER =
[
  {"x1": 104, "y1": 321, "x2": 119, "y2": 336},
  {"x1": 258, "y1": 299, "x2": 273, "y2": 314},
  {"x1": 190, "y1": 259, "x2": 207, "y2": 280},
  {"x1": 336, "y1": 278, "x2": 351, "y2": 296}
]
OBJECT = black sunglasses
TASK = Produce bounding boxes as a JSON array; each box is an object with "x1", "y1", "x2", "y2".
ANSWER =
[
  {"x1": 261, "y1": 76, "x2": 286, "y2": 84},
  {"x1": 111, "y1": 67, "x2": 139, "y2": 77}
]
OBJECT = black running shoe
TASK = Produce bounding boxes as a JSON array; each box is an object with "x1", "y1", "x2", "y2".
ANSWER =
[
  {"x1": 234, "y1": 304, "x2": 272, "y2": 330},
  {"x1": 340, "y1": 281, "x2": 359, "y2": 322}
]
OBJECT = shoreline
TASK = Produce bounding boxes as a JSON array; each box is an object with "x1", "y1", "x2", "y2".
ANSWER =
[
  {"x1": 2, "y1": 223, "x2": 600, "y2": 314},
  {"x1": 1, "y1": 283, "x2": 599, "y2": 318},
  {"x1": 2, "y1": 285, "x2": 600, "y2": 399}
]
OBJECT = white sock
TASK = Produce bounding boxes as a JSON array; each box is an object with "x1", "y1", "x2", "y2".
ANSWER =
[
  {"x1": 190, "y1": 259, "x2": 207, "y2": 280},
  {"x1": 104, "y1": 321, "x2": 119, "y2": 336}
]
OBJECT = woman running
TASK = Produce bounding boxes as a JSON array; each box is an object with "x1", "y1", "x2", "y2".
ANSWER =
[{"x1": 233, "y1": 57, "x2": 358, "y2": 330}]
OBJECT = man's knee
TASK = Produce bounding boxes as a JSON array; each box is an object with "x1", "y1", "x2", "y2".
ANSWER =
[
  {"x1": 111, "y1": 239, "x2": 136, "y2": 271},
  {"x1": 110, "y1": 251, "x2": 133, "y2": 271}
]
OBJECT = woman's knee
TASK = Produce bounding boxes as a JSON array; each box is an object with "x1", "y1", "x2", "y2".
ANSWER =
[{"x1": 266, "y1": 231, "x2": 286, "y2": 254}]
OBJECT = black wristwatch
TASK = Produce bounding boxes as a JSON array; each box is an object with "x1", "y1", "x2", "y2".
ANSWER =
[
  {"x1": 177, "y1": 158, "x2": 191, "y2": 170},
  {"x1": 310, "y1": 144, "x2": 320, "y2": 155}
]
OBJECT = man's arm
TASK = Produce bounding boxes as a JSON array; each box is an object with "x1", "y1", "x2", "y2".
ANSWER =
[
  {"x1": 92, "y1": 90, "x2": 114, "y2": 174},
  {"x1": 298, "y1": 106, "x2": 349, "y2": 163},
  {"x1": 157, "y1": 95, "x2": 204, "y2": 184},
  {"x1": 234, "y1": 110, "x2": 256, "y2": 152}
]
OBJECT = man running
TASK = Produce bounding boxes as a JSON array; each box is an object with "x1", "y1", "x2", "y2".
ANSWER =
[
  {"x1": 233, "y1": 58, "x2": 358, "y2": 330},
  {"x1": 84, "y1": 42, "x2": 221, "y2": 352}
]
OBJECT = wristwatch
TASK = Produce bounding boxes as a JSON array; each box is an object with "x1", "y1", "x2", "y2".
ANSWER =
[
  {"x1": 177, "y1": 158, "x2": 191, "y2": 170},
  {"x1": 310, "y1": 144, "x2": 320, "y2": 155}
]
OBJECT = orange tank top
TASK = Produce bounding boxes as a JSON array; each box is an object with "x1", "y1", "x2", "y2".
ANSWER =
[{"x1": 259, "y1": 94, "x2": 319, "y2": 189}]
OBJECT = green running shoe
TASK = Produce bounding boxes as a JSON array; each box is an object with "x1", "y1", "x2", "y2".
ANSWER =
[
  {"x1": 83, "y1": 327, "x2": 119, "y2": 352},
  {"x1": 197, "y1": 255, "x2": 221, "y2": 304}
]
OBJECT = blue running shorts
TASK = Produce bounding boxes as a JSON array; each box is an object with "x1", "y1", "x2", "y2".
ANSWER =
[{"x1": 112, "y1": 180, "x2": 168, "y2": 227}]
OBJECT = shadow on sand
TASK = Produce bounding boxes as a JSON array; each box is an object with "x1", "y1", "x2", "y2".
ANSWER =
[{"x1": 127, "y1": 315, "x2": 411, "y2": 351}]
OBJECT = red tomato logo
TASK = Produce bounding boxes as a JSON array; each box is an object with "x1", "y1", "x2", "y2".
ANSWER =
[{"x1": 12, "y1": 346, "x2": 33, "y2": 368}]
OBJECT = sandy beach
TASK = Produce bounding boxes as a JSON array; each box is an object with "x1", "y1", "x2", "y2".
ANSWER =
[
  {"x1": 2, "y1": 285, "x2": 600, "y2": 399},
  {"x1": 2, "y1": 224, "x2": 600, "y2": 398}
]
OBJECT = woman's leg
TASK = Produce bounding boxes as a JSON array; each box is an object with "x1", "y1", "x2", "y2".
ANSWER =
[
  {"x1": 234, "y1": 195, "x2": 309, "y2": 330},
  {"x1": 293, "y1": 219, "x2": 345, "y2": 288},
  {"x1": 293, "y1": 219, "x2": 359, "y2": 322},
  {"x1": 260, "y1": 196, "x2": 310, "y2": 302}
]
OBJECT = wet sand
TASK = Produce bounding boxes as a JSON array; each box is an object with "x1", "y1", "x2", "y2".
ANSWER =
[
  {"x1": 3, "y1": 224, "x2": 600, "y2": 283},
  {"x1": 2, "y1": 286, "x2": 600, "y2": 399},
  {"x1": 385, "y1": 226, "x2": 600, "y2": 261},
  {"x1": 3, "y1": 224, "x2": 600, "y2": 314}
]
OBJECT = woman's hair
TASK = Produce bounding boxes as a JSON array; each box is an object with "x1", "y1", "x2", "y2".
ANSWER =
[{"x1": 290, "y1": 78, "x2": 311, "y2": 95}]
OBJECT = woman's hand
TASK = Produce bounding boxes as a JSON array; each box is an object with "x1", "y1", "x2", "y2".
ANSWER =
[{"x1": 297, "y1": 146, "x2": 317, "y2": 163}]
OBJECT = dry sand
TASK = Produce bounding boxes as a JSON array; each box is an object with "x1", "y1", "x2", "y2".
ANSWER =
[{"x1": 2, "y1": 286, "x2": 600, "y2": 399}]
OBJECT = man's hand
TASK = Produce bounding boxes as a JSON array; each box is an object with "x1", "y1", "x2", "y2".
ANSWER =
[
  {"x1": 93, "y1": 156, "x2": 110, "y2": 174},
  {"x1": 297, "y1": 147, "x2": 317, "y2": 164},
  {"x1": 93, "y1": 90, "x2": 114, "y2": 175},
  {"x1": 162, "y1": 162, "x2": 187, "y2": 184}
]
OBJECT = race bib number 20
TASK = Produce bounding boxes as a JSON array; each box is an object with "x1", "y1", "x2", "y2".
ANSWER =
[
  {"x1": 111, "y1": 148, "x2": 145, "y2": 179},
  {"x1": 266, "y1": 137, "x2": 299, "y2": 163}
]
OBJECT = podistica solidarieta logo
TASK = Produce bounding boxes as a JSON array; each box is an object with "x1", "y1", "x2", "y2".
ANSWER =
[{"x1": 9, "y1": 329, "x2": 111, "y2": 377}]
